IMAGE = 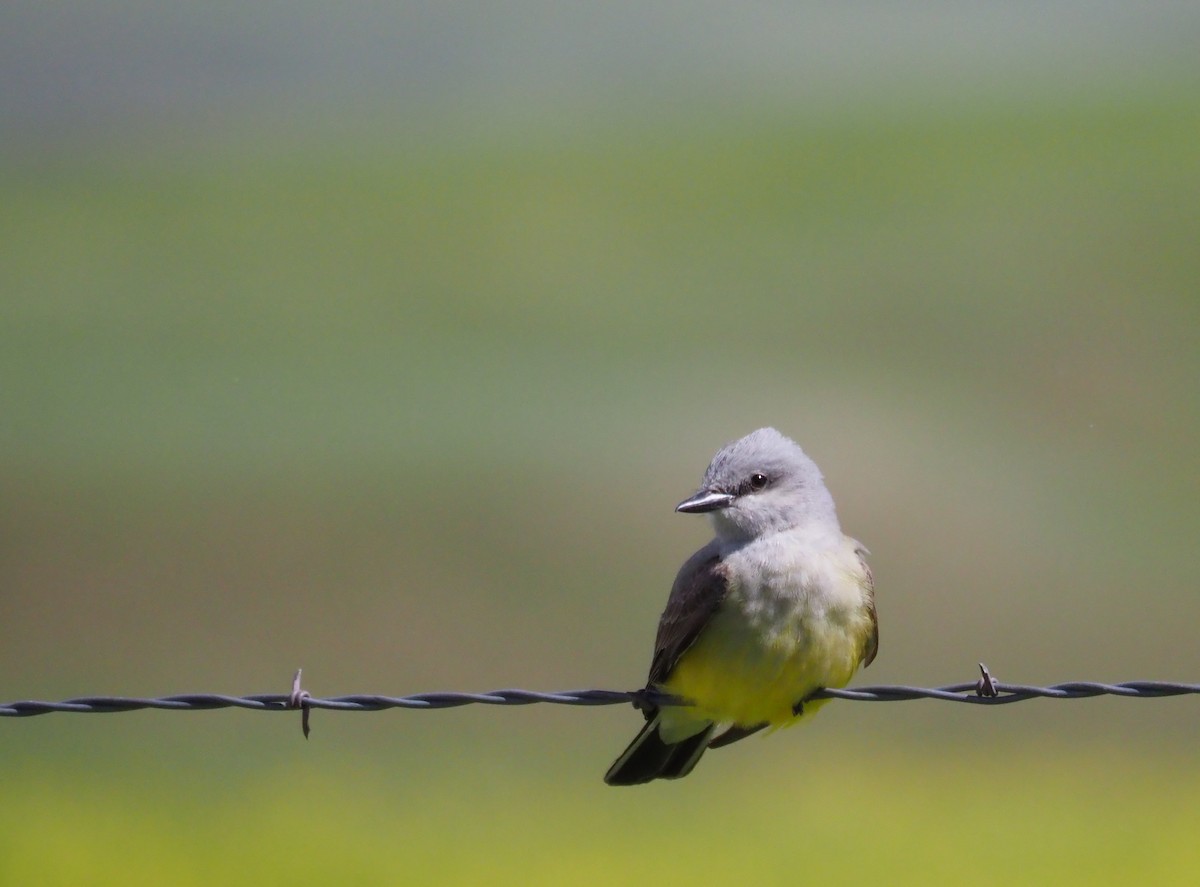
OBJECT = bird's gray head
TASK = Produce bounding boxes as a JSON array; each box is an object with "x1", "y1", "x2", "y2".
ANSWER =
[{"x1": 676, "y1": 428, "x2": 840, "y2": 542}]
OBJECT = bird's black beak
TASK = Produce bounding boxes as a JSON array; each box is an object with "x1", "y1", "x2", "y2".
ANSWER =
[{"x1": 675, "y1": 489, "x2": 735, "y2": 514}]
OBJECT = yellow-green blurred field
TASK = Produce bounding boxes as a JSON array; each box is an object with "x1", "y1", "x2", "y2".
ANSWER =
[
  {"x1": 3, "y1": 14, "x2": 1200, "y2": 883},
  {"x1": 5, "y1": 743, "x2": 1200, "y2": 885}
]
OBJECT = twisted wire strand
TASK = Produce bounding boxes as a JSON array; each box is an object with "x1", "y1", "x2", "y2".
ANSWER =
[{"x1": 4, "y1": 680, "x2": 1199, "y2": 718}]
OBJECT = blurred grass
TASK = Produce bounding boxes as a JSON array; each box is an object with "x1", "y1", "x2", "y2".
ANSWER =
[
  {"x1": 5, "y1": 96, "x2": 1198, "y2": 479},
  {"x1": 2, "y1": 82, "x2": 1199, "y2": 884},
  {"x1": 3, "y1": 742, "x2": 1199, "y2": 886}
]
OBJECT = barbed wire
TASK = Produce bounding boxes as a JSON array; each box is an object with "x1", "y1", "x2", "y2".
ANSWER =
[{"x1": 3, "y1": 666, "x2": 1197, "y2": 738}]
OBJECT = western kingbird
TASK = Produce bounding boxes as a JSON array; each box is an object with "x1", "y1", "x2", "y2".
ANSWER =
[{"x1": 604, "y1": 427, "x2": 877, "y2": 785}]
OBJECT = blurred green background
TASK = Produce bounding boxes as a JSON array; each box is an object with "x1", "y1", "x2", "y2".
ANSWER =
[{"x1": 3, "y1": 4, "x2": 1199, "y2": 885}]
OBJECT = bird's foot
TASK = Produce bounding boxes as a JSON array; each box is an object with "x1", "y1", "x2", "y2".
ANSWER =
[{"x1": 792, "y1": 687, "x2": 825, "y2": 716}]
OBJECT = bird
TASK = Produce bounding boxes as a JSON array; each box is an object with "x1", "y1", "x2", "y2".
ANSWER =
[{"x1": 604, "y1": 427, "x2": 877, "y2": 785}]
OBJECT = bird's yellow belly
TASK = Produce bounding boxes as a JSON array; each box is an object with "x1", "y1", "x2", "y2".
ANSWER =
[{"x1": 661, "y1": 601, "x2": 865, "y2": 730}]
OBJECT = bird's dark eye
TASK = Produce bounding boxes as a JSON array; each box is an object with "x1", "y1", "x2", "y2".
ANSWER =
[{"x1": 748, "y1": 473, "x2": 769, "y2": 491}]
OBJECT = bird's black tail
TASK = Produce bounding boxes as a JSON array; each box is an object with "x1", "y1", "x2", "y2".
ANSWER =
[{"x1": 604, "y1": 715, "x2": 715, "y2": 786}]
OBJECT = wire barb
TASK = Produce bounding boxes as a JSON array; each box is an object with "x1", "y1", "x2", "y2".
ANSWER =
[
  {"x1": 976, "y1": 662, "x2": 999, "y2": 697},
  {"x1": 289, "y1": 669, "x2": 311, "y2": 739},
  {"x1": 2, "y1": 671, "x2": 1198, "y2": 720}
]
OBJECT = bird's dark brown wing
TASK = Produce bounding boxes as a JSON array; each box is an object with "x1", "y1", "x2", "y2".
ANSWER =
[
  {"x1": 856, "y1": 543, "x2": 879, "y2": 668},
  {"x1": 647, "y1": 540, "x2": 729, "y2": 688}
]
